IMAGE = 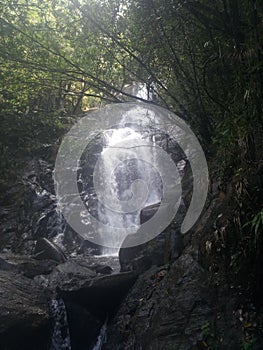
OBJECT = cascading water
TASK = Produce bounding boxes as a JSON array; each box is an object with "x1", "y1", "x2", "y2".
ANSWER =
[
  {"x1": 56, "y1": 83, "x2": 186, "y2": 257},
  {"x1": 72, "y1": 85, "x2": 165, "y2": 256},
  {"x1": 50, "y1": 299, "x2": 71, "y2": 350},
  {"x1": 95, "y1": 124, "x2": 163, "y2": 256},
  {"x1": 92, "y1": 316, "x2": 108, "y2": 350}
]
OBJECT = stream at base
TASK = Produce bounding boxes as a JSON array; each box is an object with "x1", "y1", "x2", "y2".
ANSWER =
[
  {"x1": 50, "y1": 299, "x2": 71, "y2": 350},
  {"x1": 50, "y1": 298, "x2": 109, "y2": 350},
  {"x1": 92, "y1": 316, "x2": 108, "y2": 350}
]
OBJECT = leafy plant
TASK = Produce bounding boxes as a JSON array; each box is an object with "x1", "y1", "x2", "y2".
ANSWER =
[
  {"x1": 201, "y1": 321, "x2": 219, "y2": 350},
  {"x1": 242, "y1": 336, "x2": 256, "y2": 350},
  {"x1": 243, "y1": 209, "x2": 263, "y2": 247}
]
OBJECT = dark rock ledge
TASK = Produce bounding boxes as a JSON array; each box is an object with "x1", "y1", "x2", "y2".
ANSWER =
[
  {"x1": 0, "y1": 250, "x2": 137, "y2": 350},
  {"x1": 0, "y1": 270, "x2": 51, "y2": 350}
]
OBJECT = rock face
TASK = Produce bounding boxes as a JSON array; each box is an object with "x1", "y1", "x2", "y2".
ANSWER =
[
  {"x1": 0, "y1": 270, "x2": 51, "y2": 350},
  {"x1": 34, "y1": 237, "x2": 67, "y2": 263},
  {"x1": 65, "y1": 301, "x2": 103, "y2": 350},
  {"x1": 119, "y1": 157, "x2": 191, "y2": 274},
  {"x1": 60, "y1": 271, "x2": 137, "y2": 315},
  {"x1": 0, "y1": 159, "x2": 59, "y2": 255},
  {"x1": 103, "y1": 198, "x2": 263, "y2": 350},
  {"x1": 104, "y1": 250, "x2": 245, "y2": 350},
  {"x1": 45, "y1": 259, "x2": 137, "y2": 315},
  {"x1": 0, "y1": 158, "x2": 100, "y2": 257},
  {"x1": 0, "y1": 149, "x2": 262, "y2": 349},
  {"x1": 0, "y1": 253, "x2": 138, "y2": 350}
]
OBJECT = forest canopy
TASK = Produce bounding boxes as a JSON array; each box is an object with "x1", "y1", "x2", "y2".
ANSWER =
[
  {"x1": 0, "y1": 0, "x2": 262, "y2": 180},
  {"x1": 0, "y1": 0, "x2": 262, "y2": 315}
]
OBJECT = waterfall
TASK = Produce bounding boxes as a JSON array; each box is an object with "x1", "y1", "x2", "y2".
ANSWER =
[
  {"x1": 92, "y1": 84, "x2": 162, "y2": 255},
  {"x1": 97, "y1": 125, "x2": 163, "y2": 256},
  {"x1": 50, "y1": 299, "x2": 71, "y2": 350},
  {"x1": 92, "y1": 316, "x2": 108, "y2": 350},
  {"x1": 55, "y1": 83, "x2": 170, "y2": 256}
]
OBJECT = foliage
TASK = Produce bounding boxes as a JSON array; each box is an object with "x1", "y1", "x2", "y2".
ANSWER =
[
  {"x1": 201, "y1": 321, "x2": 219, "y2": 349},
  {"x1": 0, "y1": 0, "x2": 262, "y2": 297},
  {"x1": 242, "y1": 336, "x2": 256, "y2": 350},
  {"x1": 1, "y1": 1, "x2": 262, "y2": 150},
  {"x1": 241, "y1": 208, "x2": 263, "y2": 275},
  {"x1": 245, "y1": 209, "x2": 263, "y2": 238}
]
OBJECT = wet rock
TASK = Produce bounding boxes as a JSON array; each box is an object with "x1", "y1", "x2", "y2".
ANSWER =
[
  {"x1": 34, "y1": 237, "x2": 67, "y2": 263},
  {"x1": 119, "y1": 218, "x2": 185, "y2": 273},
  {"x1": 47, "y1": 259, "x2": 97, "y2": 291},
  {"x1": 0, "y1": 253, "x2": 58, "y2": 278},
  {"x1": 140, "y1": 202, "x2": 160, "y2": 224},
  {"x1": 119, "y1": 234, "x2": 163, "y2": 273},
  {"x1": 0, "y1": 256, "x2": 17, "y2": 271},
  {"x1": 76, "y1": 239, "x2": 102, "y2": 256},
  {"x1": 20, "y1": 259, "x2": 58, "y2": 278},
  {"x1": 0, "y1": 253, "x2": 135, "y2": 349},
  {"x1": 0, "y1": 157, "x2": 87, "y2": 257},
  {"x1": 49, "y1": 260, "x2": 137, "y2": 314},
  {"x1": 0, "y1": 158, "x2": 61, "y2": 255}
]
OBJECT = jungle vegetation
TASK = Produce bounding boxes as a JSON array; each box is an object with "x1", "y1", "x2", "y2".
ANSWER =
[{"x1": 0, "y1": 0, "x2": 262, "y2": 304}]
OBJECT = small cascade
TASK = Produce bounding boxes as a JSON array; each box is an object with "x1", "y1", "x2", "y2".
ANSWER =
[
  {"x1": 50, "y1": 299, "x2": 71, "y2": 350},
  {"x1": 95, "y1": 84, "x2": 163, "y2": 255},
  {"x1": 97, "y1": 127, "x2": 141, "y2": 255},
  {"x1": 96, "y1": 125, "x2": 162, "y2": 256},
  {"x1": 92, "y1": 316, "x2": 108, "y2": 350}
]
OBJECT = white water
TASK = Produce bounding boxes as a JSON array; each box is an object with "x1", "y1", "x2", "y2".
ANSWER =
[
  {"x1": 97, "y1": 125, "x2": 162, "y2": 256},
  {"x1": 94, "y1": 84, "x2": 163, "y2": 256},
  {"x1": 92, "y1": 316, "x2": 108, "y2": 350},
  {"x1": 54, "y1": 83, "x2": 164, "y2": 257},
  {"x1": 50, "y1": 299, "x2": 71, "y2": 350}
]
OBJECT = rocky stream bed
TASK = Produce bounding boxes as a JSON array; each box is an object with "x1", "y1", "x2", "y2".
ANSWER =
[{"x1": 0, "y1": 154, "x2": 262, "y2": 350}]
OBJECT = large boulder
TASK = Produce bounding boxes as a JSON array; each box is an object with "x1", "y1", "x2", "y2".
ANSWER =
[
  {"x1": 140, "y1": 202, "x2": 160, "y2": 224},
  {"x1": 105, "y1": 198, "x2": 263, "y2": 350},
  {"x1": 28, "y1": 257, "x2": 137, "y2": 316},
  {"x1": 0, "y1": 270, "x2": 51, "y2": 350},
  {"x1": 0, "y1": 253, "x2": 58, "y2": 278},
  {"x1": 64, "y1": 301, "x2": 103, "y2": 350},
  {"x1": 46, "y1": 258, "x2": 97, "y2": 291},
  {"x1": 52, "y1": 263, "x2": 137, "y2": 314},
  {"x1": 104, "y1": 252, "x2": 244, "y2": 350},
  {"x1": 34, "y1": 237, "x2": 67, "y2": 263},
  {"x1": 0, "y1": 253, "x2": 137, "y2": 350},
  {"x1": 119, "y1": 211, "x2": 185, "y2": 273},
  {"x1": 119, "y1": 165, "x2": 188, "y2": 273}
]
